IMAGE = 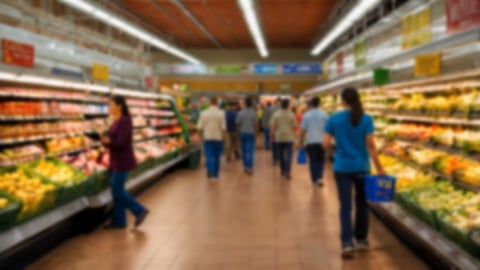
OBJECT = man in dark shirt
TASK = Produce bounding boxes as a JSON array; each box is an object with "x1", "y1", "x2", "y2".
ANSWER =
[{"x1": 225, "y1": 101, "x2": 240, "y2": 161}]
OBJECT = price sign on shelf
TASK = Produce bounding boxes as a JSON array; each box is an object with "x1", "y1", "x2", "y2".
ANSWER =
[
  {"x1": 92, "y1": 63, "x2": 109, "y2": 81},
  {"x1": 414, "y1": 54, "x2": 441, "y2": 76},
  {"x1": 2, "y1": 39, "x2": 35, "y2": 68}
]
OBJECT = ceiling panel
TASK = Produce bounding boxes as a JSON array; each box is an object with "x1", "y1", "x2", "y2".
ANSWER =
[{"x1": 117, "y1": 0, "x2": 337, "y2": 49}]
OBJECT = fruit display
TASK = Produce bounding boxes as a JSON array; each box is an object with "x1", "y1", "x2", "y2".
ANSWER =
[
  {"x1": 27, "y1": 159, "x2": 86, "y2": 186},
  {"x1": 0, "y1": 144, "x2": 45, "y2": 167},
  {"x1": 0, "y1": 168, "x2": 56, "y2": 221}
]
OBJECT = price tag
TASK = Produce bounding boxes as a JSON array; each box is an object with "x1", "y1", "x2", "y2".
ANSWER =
[{"x1": 414, "y1": 54, "x2": 441, "y2": 76}]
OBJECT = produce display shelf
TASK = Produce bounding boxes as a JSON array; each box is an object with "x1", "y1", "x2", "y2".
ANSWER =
[
  {"x1": 371, "y1": 202, "x2": 480, "y2": 270},
  {"x1": 134, "y1": 123, "x2": 179, "y2": 129},
  {"x1": 0, "y1": 131, "x2": 91, "y2": 146},
  {"x1": 0, "y1": 93, "x2": 107, "y2": 104},
  {"x1": 134, "y1": 133, "x2": 181, "y2": 143},
  {"x1": 399, "y1": 80, "x2": 480, "y2": 94},
  {"x1": 0, "y1": 148, "x2": 198, "y2": 255},
  {"x1": 0, "y1": 115, "x2": 84, "y2": 121},
  {"x1": 385, "y1": 114, "x2": 480, "y2": 126},
  {"x1": 142, "y1": 114, "x2": 176, "y2": 119},
  {"x1": 365, "y1": 104, "x2": 388, "y2": 110},
  {"x1": 0, "y1": 144, "x2": 102, "y2": 168},
  {"x1": 83, "y1": 113, "x2": 108, "y2": 117}
]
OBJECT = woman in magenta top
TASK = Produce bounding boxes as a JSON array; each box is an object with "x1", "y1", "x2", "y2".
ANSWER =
[{"x1": 101, "y1": 96, "x2": 149, "y2": 229}]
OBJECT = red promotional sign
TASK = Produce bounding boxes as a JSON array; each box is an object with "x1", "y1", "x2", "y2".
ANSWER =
[
  {"x1": 446, "y1": 0, "x2": 480, "y2": 33},
  {"x1": 336, "y1": 53, "x2": 344, "y2": 75},
  {"x1": 2, "y1": 39, "x2": 35, "y2": 68},
  {"x1": 145, "y1": 76, "x2": 154, "y2": 89}
]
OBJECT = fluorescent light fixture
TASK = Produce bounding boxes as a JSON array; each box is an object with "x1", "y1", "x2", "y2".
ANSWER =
[
  {"x1": 311, "y1": 0, "x2": 381, "y2": 56},
  {"x1": 237, "y1": 0, "x2": 268, "y2": 57},
  {"x1": 58, "y1": 0, "x2": 202, "y2": 64}
]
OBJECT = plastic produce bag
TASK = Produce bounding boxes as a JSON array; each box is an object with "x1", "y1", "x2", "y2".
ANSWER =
[{"x1": 297, "y1": 148, "x2": 307, "y2": 165}]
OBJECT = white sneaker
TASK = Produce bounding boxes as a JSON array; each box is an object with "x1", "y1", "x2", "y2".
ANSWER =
[
  {"x1": 355, "y1": 240, "x2": 370, "y2": 251},
  {"x1": 341, "y1": 247, "x2": 355, "y2": 259}
]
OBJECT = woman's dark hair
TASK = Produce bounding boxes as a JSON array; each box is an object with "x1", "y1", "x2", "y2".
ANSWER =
[
  {"x1": 245, "y1": 97, "x2": 253, "y2": 107},
  {"x1": 281, "y1": 99, "x2": 289, "y2": 109},
  {"x1": 341, "y1": 88, "x2": 363, "y2": 126},
  {"x1": 111, "y1": 95, "x2": 130, "y2": 117},
  {"x1": 311, "y1": 96, "x2": 320, "y2": 107}
]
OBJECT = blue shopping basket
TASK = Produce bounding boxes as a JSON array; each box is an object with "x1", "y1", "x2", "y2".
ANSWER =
[
  {"x1": 365, "y1": 175, "x2": 396, "y2": 203},
  {"x1": 297, "y1": 148, "x2": 307, "y2": 165}
]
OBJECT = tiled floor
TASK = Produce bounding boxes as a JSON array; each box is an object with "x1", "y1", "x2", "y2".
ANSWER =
[{"x1": 28, "y1": 150, "x2": 428, "y2": 270}]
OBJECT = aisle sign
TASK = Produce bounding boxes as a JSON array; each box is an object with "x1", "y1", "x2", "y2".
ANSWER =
[
  {"x1": 401, "y1": 7, "x2": 431, "y2": 49},
  {"x1": 446, "y1": 0, "x2": 480, "y2": 33},
  {"x1": 414, "y1": 54, "x2": 441, "y2": 76},
  {"x1": 253, "y1": 63, "x2": 278, "y2": 74},
  {"x1": 373, "y1": 68, "x2": 390, "y2": 86},
  {"x1": 354, "y1": 40, "x2": 366, "y2": 67},
  {"x1": 215, "y1": 65, "x2": 247, "y2": 74},
  {"x1": 1, "y1": 39, "x2": 34, "y2": 68},
  {"x1": 92, "y1": 63, "x2": 109, "y2": 81},
  {"x1": 282, "y1": 63, "x2": 322, "y2": 74}
]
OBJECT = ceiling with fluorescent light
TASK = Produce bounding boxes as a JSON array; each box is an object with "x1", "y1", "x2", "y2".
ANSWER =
[{"x1": 114, "y1": 0, "x2": 338, "y2": 49}]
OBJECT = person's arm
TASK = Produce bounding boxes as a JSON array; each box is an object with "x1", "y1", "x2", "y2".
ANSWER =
[
  {"x1": 299, "y1": 115, "x2": 307, "y2": 148},
  {"x1": 269, "y1": 113, "x2": 276, "y2": 142},
  {"x1": 106, "y1": 119, "x2": 132, "y2": 151},
  {"x1": 221, "y1": 113, "x2": 227, "y2": 142},
  {"x1": 197, "y1": 112, "x2": 204, "y2": 131},
  {"x1": 322, "y1": 133, "x2": 333, "y2": 152},
  {"x1": 366, "y1": 134, "x2": 385, "y2": 176}
]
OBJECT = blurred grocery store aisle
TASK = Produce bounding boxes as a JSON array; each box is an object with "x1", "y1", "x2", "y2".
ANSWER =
[{"x1": 27, "y1": 151, "x2": 427, "y2": 270}]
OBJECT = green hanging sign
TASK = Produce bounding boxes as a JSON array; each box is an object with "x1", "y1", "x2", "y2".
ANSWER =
[
  {"x1": 354, "y1": 40, "x2": 366, "y2": 67},
  {"x1": 373, "y1": 68, "x2": 390, "y2": 85}
]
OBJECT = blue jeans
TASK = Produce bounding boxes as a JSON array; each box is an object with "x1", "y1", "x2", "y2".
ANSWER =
[
  {"x1": 263, "y1": 128, "x2": 270, "y2": 150},
  {"x1": 110, "y1": 171, "x2": 146, "y2": 227},
  {"x1": 277, "y1": 142, "x2": 293, "y2": 175},
  {"x1": 272, "y1": 142, "x2": 279, "y2": 163},
  {"x1": 240, "y1": 133, "x2": 255, "y2": 170},
  {"x1": 204, "y1": 140, "x2": 223, "y2": 178},
  {"x1": 334, "y1": 172, "x2": 369, "y2": 248},
  {"x1": 306, "y1": 144, "x2": 325, "y2": 184}
]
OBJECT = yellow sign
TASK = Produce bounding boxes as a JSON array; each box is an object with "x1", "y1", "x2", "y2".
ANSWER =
[
  {"x1": 402, "y1": 7, "x2": 431, "y2": 50},
  {"x1": 414, "y1": 54, "x2": 441, "y2": 76},
  {"x1": 92, "y1": 63, "x2": 109, "y2": 81}
]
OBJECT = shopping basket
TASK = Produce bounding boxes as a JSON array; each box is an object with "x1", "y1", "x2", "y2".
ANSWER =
[
  {"x1": 297, "y1": 148, "x2": 307, "y2": 165},
  {"x1": 365, "y1": 175, "x2": 396, "y2": 203}
]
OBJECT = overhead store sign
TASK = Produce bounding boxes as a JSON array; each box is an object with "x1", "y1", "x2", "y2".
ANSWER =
[
  {"x1": 414, "y1": 54, "x2": 441, "y2": 76},
  {"x1": 446, "y1": 0, "x2": 480, "y2": 33},
  {"x1": 92, "y1": 63, "x2": 109, "y2": 81},
  {"x1": 51, "y1": 67, "x2": 83, "y2": 79},
  {"x1": 354, "y1": 40, "x2": 366, "y2": 67},
  {"x1": 215, "y1": 65, "x2": 248, "y2": 74},
  {"x1": 401, "y1": 7, "x2": 431, "y2": 50},
  {"x1": 373, "y1": 68, "x2": 390, "y2": 85},
  {"x1": 282, "y1": 63, "x2": 322, "y2": 74},
  {"x1": 171, "y1": 64, "x2": 206, "y2": 75},
  {"x1": 253, "y1": 63, "x2": 278, "y2": 74},
  {"x1": 1, "y1": 39, "x2": 34, "y2": 68}
]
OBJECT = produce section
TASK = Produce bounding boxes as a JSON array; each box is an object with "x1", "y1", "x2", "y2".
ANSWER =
[
  {"x1": 0, "y1": 84, "x2": 199, "y2": 238},
  {"x1": 360, "y1": 77, "x2": 480, "y2": 263}
]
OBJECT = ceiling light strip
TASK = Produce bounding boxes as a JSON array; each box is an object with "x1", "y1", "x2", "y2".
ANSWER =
[
  {"x1": 311, "y1": 0, "x2": 381, "y2": 56},
  {"x1": 237, "y1": 0, "x2": 268, "y2": 57},
  {"x1": 58, "y1": 0, "x2": 202, "y2": 64}
]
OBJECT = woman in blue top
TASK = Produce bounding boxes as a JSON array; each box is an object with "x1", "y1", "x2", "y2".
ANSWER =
[{"x1": 323, "y1": 88, "x2": 385, "y2": 259}]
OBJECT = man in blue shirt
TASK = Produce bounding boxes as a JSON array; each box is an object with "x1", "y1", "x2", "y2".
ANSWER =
[
  {"x1": 299, "y1": 97, "x2": 329, "y2": 187},
  {"x1": 225, "y1": 101, "x2": 240, "y2": 161}
]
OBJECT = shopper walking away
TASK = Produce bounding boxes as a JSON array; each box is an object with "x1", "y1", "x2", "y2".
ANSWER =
[
  {"x1": 225, "y1": 102, "x2": 240, "y2": 161},
  {"x1": 271, "y1": 98, "x2": 282, "y2": 165},
  {"x1": 323, "y1": 88, "x2": 385, "y2": 259},
  {"x1": 236, "y1": 97, "x2": 258, "y2": 174},
  {"x1": 261, "y1": 102, "x2": 275, "y2": 150},
  {"x1": 270, "y1": 99, "x2": 296, "y2": 179},
  {"x1": 101, "y1": 96, "x2": 149, "y2": 229},
  {"x1": 198, "y1": 97, "x2": 226, "y2": 180},
  {"x1": 300, "y1": 97, "x2": 329, "y2": 187}
]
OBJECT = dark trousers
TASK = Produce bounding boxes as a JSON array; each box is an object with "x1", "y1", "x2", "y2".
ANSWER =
[
  {"x1": 277, "y1": 142, "x2": 293, "y2": 175},
  {"x1": 334, "y1": 172, "x2": 369, "y2": 248},
  {"x1": 272, "y1": 142, "x2": 279, "y2": 163},
  {"x1": 305, "y1": 144, "x2": 325, "y2": 184},
  {"x1": 263, "y1": 128, "x2": 270, "y2": 150},
  {"x1": 204, "y1": 140, "x2": 223, "y2": 178},
  {"x1": 110, "y1": 171, "x2": 146, "y2": 227},
  {"x1": 240, "y1": 133, "x2": 255, "y2": 170}
]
